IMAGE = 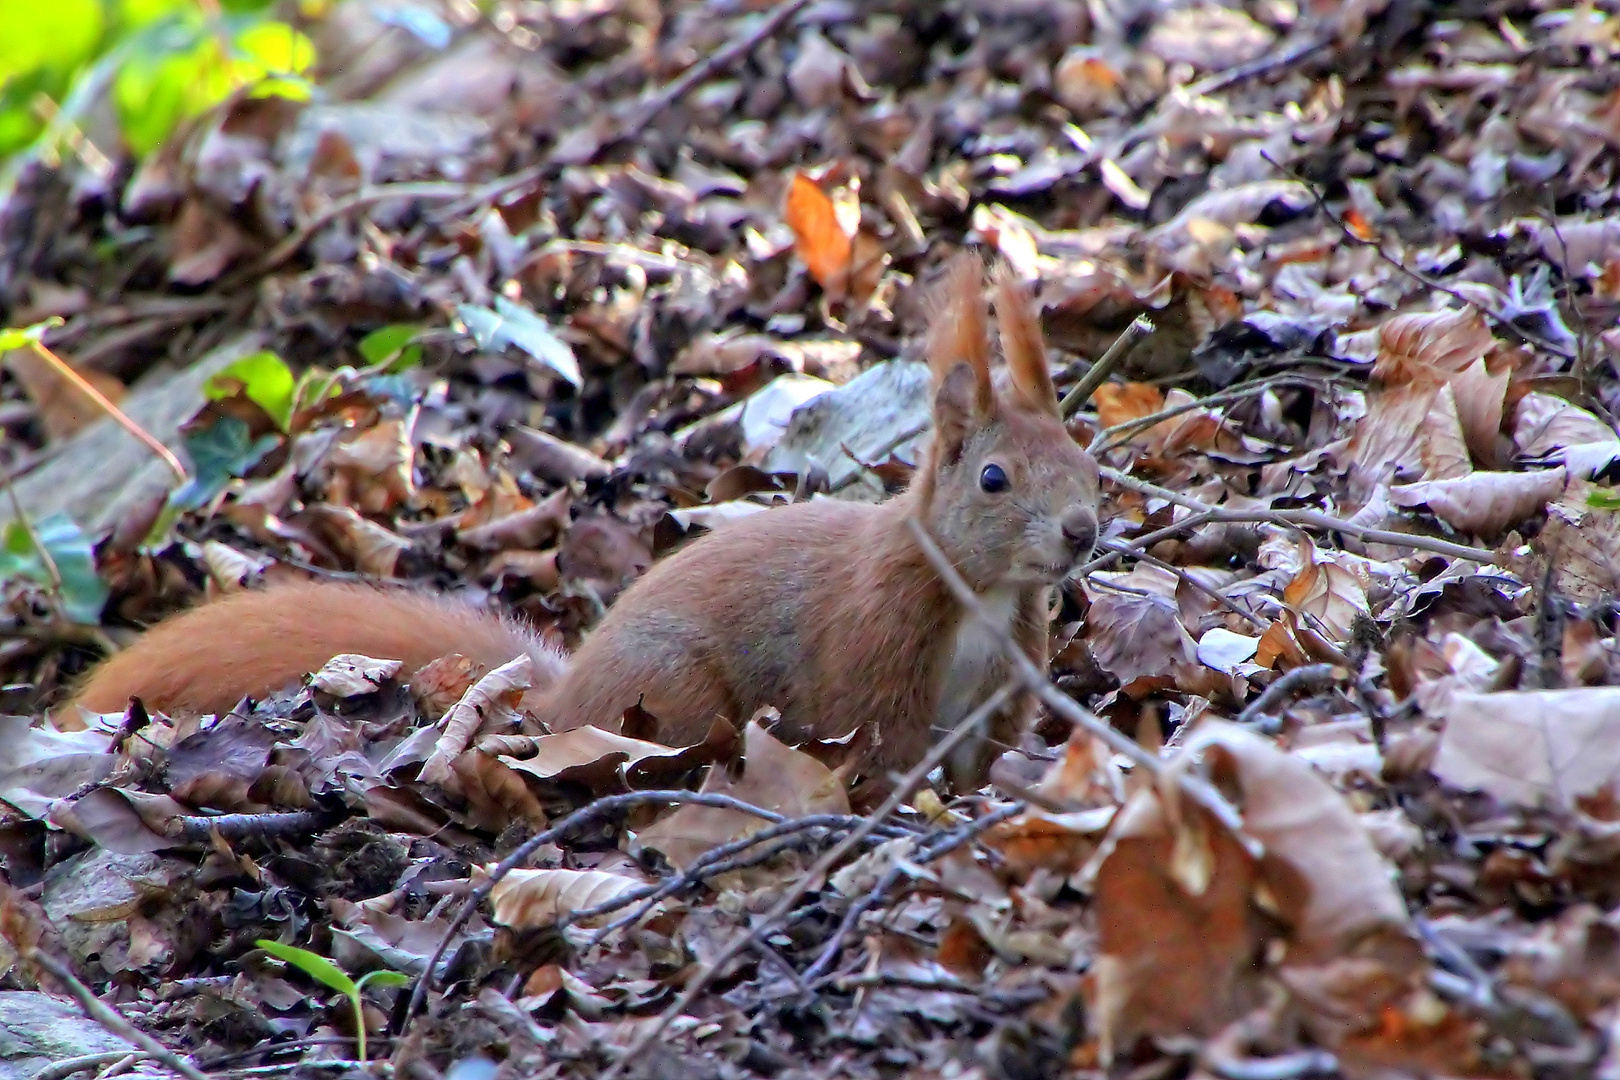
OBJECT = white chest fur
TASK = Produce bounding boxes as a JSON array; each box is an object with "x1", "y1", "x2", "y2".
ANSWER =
[{"x1": 937, "y1": 585, "x2": 1022, "y2": 741}]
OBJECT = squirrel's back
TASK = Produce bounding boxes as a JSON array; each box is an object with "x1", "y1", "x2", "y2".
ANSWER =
[{"x1": 71, "y1": 579, "x2": 565, "y2": 716}]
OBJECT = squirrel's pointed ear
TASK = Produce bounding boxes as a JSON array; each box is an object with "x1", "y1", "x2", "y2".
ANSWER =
[
  {"x1": 926, "y1": 251, "x2": 994, "y2": 419},
  {"x1": 932, "y1": 361, "x2": 979, "y2": 464},
  {"x1": 993, "y1": 263, "x2": 1059, "y2": 417}
]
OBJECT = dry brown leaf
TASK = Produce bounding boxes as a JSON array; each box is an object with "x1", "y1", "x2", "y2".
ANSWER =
[
  {"x1": 306, "y1": 505, "x2": 413, "y2": 576},
  {"x1": 327, "y1": 418, "x2": 417, "y2": 514},
  {"x1": 1089, "y1": 722, "x2": 1419, "y2": 1056},
  {"x1": 1373, "y1": 307, "x2": 1494, "y2": 387},
  {"x1": 1449, "y1": 358, "x2": 1509, "y2": 466},
  {"x1": 1435, "y1": 687, "x2": 1620, "y2": 807},
  {"x1": 500, "y1": 720, "x2": 734, "y2": 794},
  {"x1": 449, "y1": 750, "x2": 548, "y2": 833},
  {"x1": 1281, "y1": 542, "x2": 1369, "y2": 642},
  {"x1": 1538, "y1": 478, "x2": 1620, "y2": 603},
  {"x1": 785, "y1": 171, "x2": 854, "y2": 295},
  {"x1": 636, "y1": 714, "x2": 850, "y2": 871},
  {"x1": 1085, "y1": 588, "x2": 1197, "y2": 684},
  {"x1": 1093, "y1": 382, "x2": 1165, "y2": 435},
  {"x1": 419, "y1": 654, "x2": 534, "y2": 787},
  {"x1": 1345, "y1": 382, "x2": 1434, "y2": 503},
  {"x1": 1418, "y1": 384, "x2": 1472, "y2": 480},
  {"x1": 1388, "y1": 468, "x2": 1566, "y2": 536},
  {"x1": 487, "y1": 867, "x2": 649, "y2": 930}
]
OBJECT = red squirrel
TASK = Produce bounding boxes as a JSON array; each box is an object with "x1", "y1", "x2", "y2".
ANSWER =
[{"x1": 71, "y1": 255, "x2": 1100, "y2": 787}]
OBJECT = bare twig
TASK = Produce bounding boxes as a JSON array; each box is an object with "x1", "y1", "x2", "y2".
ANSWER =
[
  {"x1": 18, "y1": 342, "x2": 186, "y2": 482},
  {"x1": 27, "y1": 952, "x2": 210, "y2": 1080},
  {"x1": 615, "y1": 0, "x2": 814, "y2": 145},
  {"x1": 578, "y1": 813, "x2": 917, "y2": 944},
  {"x1": 800, "y1": 801, "x2": 1025, "y2": 986},
  {"x1": 29, "y1": 1052, "x2": 148, "y2": 1080},
  {"x1": 1235, "y1": 663, "x2": 1342, "y2": 728},
  {"x1": 168, "y1": 810, "x2": 331, "y2": 843},
  {"x1": 1263, "y1": 151, "x2": 1574, "y2": 361},
  {"x1": 401, "y1": 790, "x2": 792, "y2": 1025},
  {"x1": 1078, "y1": 510, "x2": 1223, "y2": 575},
  {"x1": 1089, "y1": 373, "x2": 1346, "y2": 453},
  {"x1": 1059, "y1": 315, "x2": 1154, "y2": 418},
  {"x1": 1098, "y1": 539, "x2": 1269, "y2": 631},
  {"x1": 1102, "y1": 467, "x2": 1496, "y2": 563},
  {"x1": 597, "y1": 680, "x2": 1021, "y2": 1080},
  {"x1": 905, "y1": 518, "x2": 1252, "y2": 842}
]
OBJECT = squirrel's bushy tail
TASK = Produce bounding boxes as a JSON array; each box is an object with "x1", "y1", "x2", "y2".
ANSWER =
[{"x1": 71, "y1": 580, "x2": 567, "y2": 717}]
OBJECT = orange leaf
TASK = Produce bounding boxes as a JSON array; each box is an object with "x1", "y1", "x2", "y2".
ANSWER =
[
  {"x1": 1093, "y1": 382, "x2": 1165, "y2": 431},
  {"x1": 785, "y1": 172, "x2": 853, "y2": 291}
]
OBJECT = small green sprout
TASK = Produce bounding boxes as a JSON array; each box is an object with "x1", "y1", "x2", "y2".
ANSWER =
[{"x1": 256, "y1": 939, "x2": 411, "y2": 1061}]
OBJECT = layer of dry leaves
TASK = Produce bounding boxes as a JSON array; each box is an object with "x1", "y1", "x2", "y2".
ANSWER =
[{"x1": 7, "y1": 0, "x2": 1620, "y2": 1078}]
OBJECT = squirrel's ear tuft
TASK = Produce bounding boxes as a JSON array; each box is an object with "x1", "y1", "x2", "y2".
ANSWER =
[
  {"x1": 932, "y1": 361, "x2": 980, "y2": 465},
  {"x1": 992, "y1": 262, "x2": 1059, "y2": 417},
  {"x1": 925, "y1": 251, "x2": 993, "y2": 418}
]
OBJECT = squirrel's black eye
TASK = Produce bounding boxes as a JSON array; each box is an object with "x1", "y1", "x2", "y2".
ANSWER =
[{"x1": 979, "y1": 463, "x2": 1009, "y2": 493}]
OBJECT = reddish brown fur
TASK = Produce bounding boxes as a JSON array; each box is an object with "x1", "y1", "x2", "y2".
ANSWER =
[
  {"x1": 70, "y1": 254, "x2": 1100, "y2": 790},
  {"x1": 73, "y1": 580, "x2": 565, "y2": 716}
]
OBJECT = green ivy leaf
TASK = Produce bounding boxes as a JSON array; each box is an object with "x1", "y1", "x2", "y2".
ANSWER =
[
  {"x1": 206, "y1": 350, "x2": 295, "y2": 431},
  {"x1": 358, "y1": 324, "x2": 424, "y2": 371},
  {"x1": 457, "y1": 298, "x2": 582, "y2": 387},
  {"x1": 256, "y1": 940, "x2": 357, "y2": 997},
  {"x1": 171, "y1": 415, "x2": 279, "y2": 510},
  {"x1": 0, "y1": 512, "x2": 109, "y2": 625}
]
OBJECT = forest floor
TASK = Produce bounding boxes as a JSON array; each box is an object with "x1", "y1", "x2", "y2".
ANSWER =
[{"x1": 5, "y1": 1, "x2": 1620, "y2": 1078}]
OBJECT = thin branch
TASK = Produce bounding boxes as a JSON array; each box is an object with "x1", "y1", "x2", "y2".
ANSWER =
[
  {"x1": 1235, "y1": 663, "x2": 1342, "y2": 728},
  {"x1": 1078, "y1": 510, "x2": 1223, "y2": 575},
  {"x1": 1262, "y1": 151, "x2": 1574, "y2": 361},
  {"x1": 799, "y1": 801, "x2": 1025, "y2": 986},
  {"x1": 1059, "y1": 315, "x2": 1154, "y2": 418},
  {"x1": 1102, "y1": 467, "x2": 1497, "y2": 563},
  {"x1": 615, "y1": 0, "x2": 814, "y2": 146},
  {"x1": 29, "y1": 1051, "x2": 146, "y2": 1080},
  {"x1": 27, "y1": 952, "x2": 210, "y2": 1080},
  {"x1": 1089, "y1": 373, "x2": 1346, "y2": 453},
  {"x1": 597, "y1": 680, "x2": 1022, "y2": 1080},
  {"x1": 22, "y1": 342, "x2": 186, "y2": 482},
  {"x1": 905, "y1": 518, "x2": 1252, "y2": 843},
  {"x1": 1099, "y1": 539, "x2": 1269, "y2": 631},
  {"x1": 401, "y1": 790, "x2": 792, "y2": 1025}
]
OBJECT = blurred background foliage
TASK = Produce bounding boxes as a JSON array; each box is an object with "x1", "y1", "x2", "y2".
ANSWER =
[{"x1": 0, "y1": 0, "x2": 322, "y2": 164}]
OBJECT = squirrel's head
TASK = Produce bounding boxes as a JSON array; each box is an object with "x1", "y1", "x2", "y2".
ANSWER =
[{"x1": 917, "y1": 253, "x2": 1100, "y2": 592}]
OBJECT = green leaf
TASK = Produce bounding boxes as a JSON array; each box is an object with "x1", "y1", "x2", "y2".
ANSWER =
[
  {"x1": 355, "y1": 970, "x2": 412, "y2": 993},
  {"x1": 457, "y1": 298, "x2": 582, "y2": 387},
  {"x1": 0, "y1": 513, "x2": 108, "y2": 625},
  {"x1": 0, "y1": 318, "x2": 64, "y2": 352},
  {"x1": 1586, "y1": 489, "x2": 1620, "y2": 510},
  {"x1": 256, "y1": 940, "x2": 357, "y2": 997},
  {"x1": 358, "y1": 324, "x2": 424, "y2": 371},
  {"x1": 206, "y1": 350, "x2": 296, "y2": 431},
  {"x1": 171, "y1": 415, "x2": 279, "y2": 510},
  {"x1": 0, "y1": 0, "x2": 105, "y2": 83}
]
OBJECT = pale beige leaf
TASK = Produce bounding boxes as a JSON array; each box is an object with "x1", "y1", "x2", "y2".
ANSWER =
[
  {"x1": 1418, "y1": 384, "x2": 1471, "y2": 480},
  {"x1": 1345, "y1": 383, "x2": 1434, "y2": 503},
  {"x1": 1388, "y1": 468, "x2": 1566, "y2": 535},
  {"x1": 1435, "y1": 688, "x2": 1620, "y2": 807},
  {"x1": 310, "y1": 654, "x2": 403, "y2": 698},
  {"x1": 1449, "y1": 358, "x2": 1509, "y2": 466},
  {"x1": 1281, "y1": 545, "x2": 1369, "y2": 642},
  {"x1": 1514, "y1": 392, "x2": 1620, "y2": 471},
  {"x1": 419, "y1": 654, "x2": 534, "y2": 786},
  {"x1": 487, "y1": 867, "x2": 648, "y2": 929}
]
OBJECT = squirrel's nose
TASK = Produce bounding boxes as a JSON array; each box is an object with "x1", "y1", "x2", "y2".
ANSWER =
[{"x1": 1061, "y1": 506, "x2": 1097, "y2": 557}]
